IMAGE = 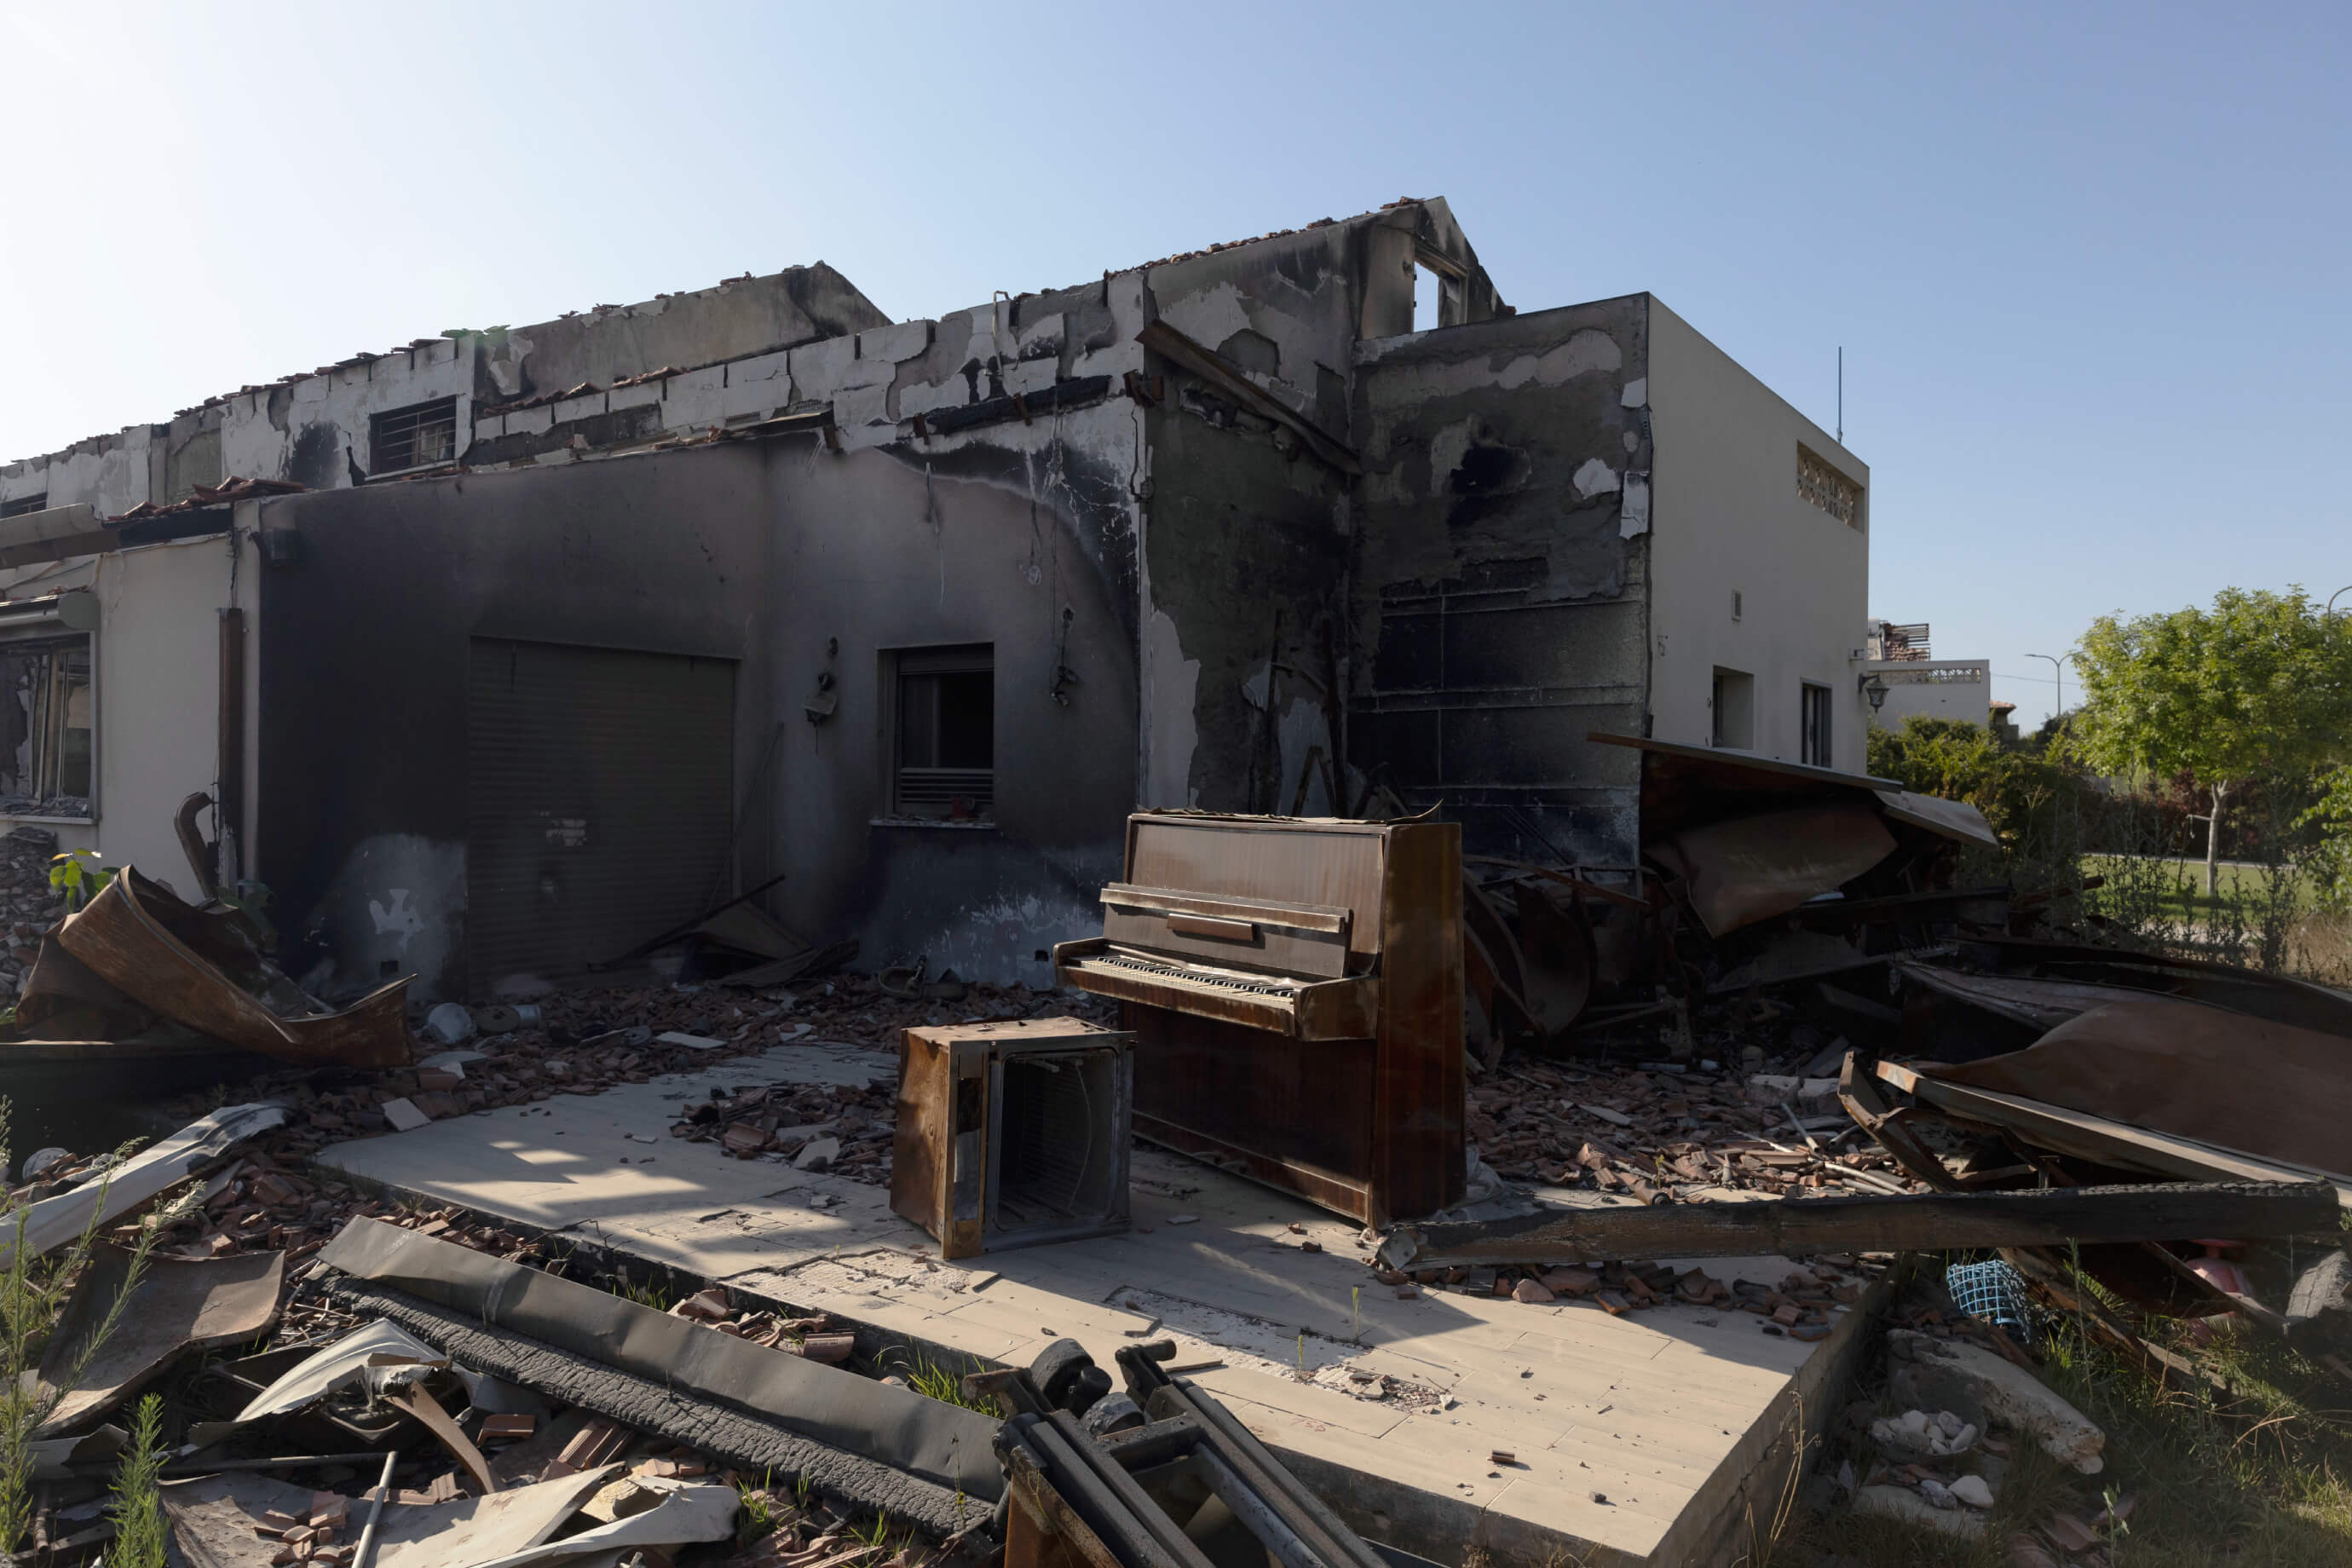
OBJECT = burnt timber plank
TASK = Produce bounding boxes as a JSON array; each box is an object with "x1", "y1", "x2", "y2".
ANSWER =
[{"x1": 1385, "y1": 1180, "x2": 2339, "y2": 1271}]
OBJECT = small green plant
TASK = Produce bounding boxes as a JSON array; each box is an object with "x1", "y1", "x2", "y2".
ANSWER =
[
  {"x1": 877, "y1": 1346, "x2": 993, "y2": 1413},
  {"x1": 0, "y1": 1101, "x2": 166, "y2": 1551},
  {"x1": 853, "y1": 1509, "x2": 892, "y2": 1549},
  {"x1": 107, "y1": 1394, "x2": 168, "y2": 1568},
  {"x1": 733, "y1": 1470, "x2": 779, "y2": 1545},
  {"x1": 608, "y1": 1271, "x2": 675, "y2": 1312},
  {"x1": 1296, "y1": 1329, "x2": 1306, "y2": 1379},
  {"x1": 47, "y1": 850, "x2": 114, "y2": 914}
]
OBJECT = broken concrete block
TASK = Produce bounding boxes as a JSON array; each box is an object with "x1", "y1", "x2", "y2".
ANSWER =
[
  {"x1": 1541, "y1": 1267, "x2": 1598, "y2": 1296},
  {"x1": 793, "y1": 1136, "x2": 840, "y2": 1172},
  {"x1": 1888, "y1": 1329, "x2": 2104, "y2": 1473},
  {"x1": 1853, "y1": 1484, "x2": 1985, "y2": 1540},
  {"x1": 655, "y1": 1031, "x2": 728, "y2": 1051},
  {"x1": 1512, "y1": 1278, "x2": 1554, "y2": 1304},
  {"x1": 1870, "y1": 1408, "x2": 1978, "y2": 1461},
  {"x1": 380, "y1": 1098, "x2": 430, "y2": 1133},
  {"x1": 421, "y1": 1003, "x2": 476, "y2": 1046}
]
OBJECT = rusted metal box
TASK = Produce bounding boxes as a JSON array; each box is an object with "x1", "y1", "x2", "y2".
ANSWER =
[{"x1": 890, "y1": 1018, "x2": 1134, "y2": 1260}]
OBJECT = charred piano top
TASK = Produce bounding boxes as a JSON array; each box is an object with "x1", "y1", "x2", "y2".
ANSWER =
[{"x1": 1114, "y1": 811, "x2": 1407, "y2": 974}]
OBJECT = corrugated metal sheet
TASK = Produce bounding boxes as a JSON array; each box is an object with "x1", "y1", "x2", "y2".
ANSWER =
[{"x1": 467, "y1": 639, "x2": 734, "y2": 994}]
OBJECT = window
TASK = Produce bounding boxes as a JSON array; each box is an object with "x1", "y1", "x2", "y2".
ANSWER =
[
  {"x1": 1801, "y1": 682, "x2": 1833, "y2": 766},
  {"x1": 370, "y1": 396, "x2": 458, "y2": 474},
  {"x1": 1797, "y1": 445, "x2": 1864, "y2": 529},
  {"x1": 1731, "y1": 589, "x2": 1744, "y2": 622},
  {"x1": 1711, "y1": 666, "x2": 1754, "y2": 750},
  {"x1": 889, "y1": 644, "x2": 994, "y2": 819},
  {"x1": 0, "y1": 494, "x2": 49, "y2": 520},
  {"x1": 0, "y1": 635, "x2": 93, "y2": 812}
]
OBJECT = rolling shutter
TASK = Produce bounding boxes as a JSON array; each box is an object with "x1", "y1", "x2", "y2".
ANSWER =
[{"x1": 467, "y1": 638, "x2": 735, "y2": 994}]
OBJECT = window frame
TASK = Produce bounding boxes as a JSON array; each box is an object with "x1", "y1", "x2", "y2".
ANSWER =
[
  {"x1": 1800, "y1": 681, "x2": 1833, "y2": 767},
  {"x1": 879, "y1": 643, "x2": 996, "y2": 822},
  {"x1": 0, "y1": 494, "x2": 50, "y2": 520},
  {"x1": 0, "y1": 628, "x2": 96, "y2": 817},
  {"x1": 1710, "y1": 666, "x2": 1755, "y2": 750},
  {"x1": 369, "y1": 395, "x2": 461, "y2": 476}
]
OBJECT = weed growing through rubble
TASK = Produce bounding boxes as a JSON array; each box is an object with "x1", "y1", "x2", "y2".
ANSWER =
[
  {"x1": 0, "y1": 1103, "x2": 180, "y2": 1554},
  {"x1": 879, "y1": 1347, "x2": 993, "y2": 1413},
  {"x1": 734, "y1": 1472, "x2": 779, "y2": 1546},
  {"x1": 610, "y1": 1271, "x2": 676, "y2": 1312},
  {"x1": 853, "y1": 1508, "x2": 893, "y2": 1550},
  {"x1": 107, "y1": 1393, "x2": 167, "y2": 1568}
]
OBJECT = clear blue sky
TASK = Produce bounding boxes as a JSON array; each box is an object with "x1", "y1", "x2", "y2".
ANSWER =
[{"x1": 4, "y1": 2, "x2": 2344, "y2": 728}]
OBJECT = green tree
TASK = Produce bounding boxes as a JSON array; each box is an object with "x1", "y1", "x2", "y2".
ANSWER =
[{"x1": 2072, "y1": 587, "x2": 2352, "y2": 895}]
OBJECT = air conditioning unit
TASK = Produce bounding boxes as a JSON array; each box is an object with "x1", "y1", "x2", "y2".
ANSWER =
[{"x1": 891, "y1": 1018, "x2": 1133, "y2": 1260}]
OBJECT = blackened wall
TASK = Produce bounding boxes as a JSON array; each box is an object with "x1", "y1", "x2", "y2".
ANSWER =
[
  {"x1": 257, "y1": 427, "x2": 1139, "y2": 1003},
  {"x1": 1347, "y1": 297, "x2": 1654, "y2": 867},
  {"x1": 256, "y1": 448, "x2": 778, "y2": 1002}
]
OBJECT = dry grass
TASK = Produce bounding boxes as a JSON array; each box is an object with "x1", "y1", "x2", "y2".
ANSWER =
[{"x1": 1782, "y1": 1319, "x2": 2352, "y2": 1567}]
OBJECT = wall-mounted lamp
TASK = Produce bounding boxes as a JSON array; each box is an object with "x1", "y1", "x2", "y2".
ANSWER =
[
  {"x1": 1859, "y1": 671, "x2": 1889, "y2": 712},
  {"x1": 805, "y1": 637, "x2": 839, "y2": 723}
]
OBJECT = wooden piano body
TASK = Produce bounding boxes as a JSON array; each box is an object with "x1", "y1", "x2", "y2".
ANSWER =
[{"x1": 1052, "y1": 812, "x2": 1464, "y2": 1225}]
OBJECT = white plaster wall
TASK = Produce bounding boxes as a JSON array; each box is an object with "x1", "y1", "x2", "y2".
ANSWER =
[
  {"x1": 89, "y1": 533, "x2": 254, "y2": 896},
  {"x1": 1646, "y1": 301, "x2": 1871, "y2": 771},
  {"x1": 1867, "y1": 660, "x2": 1992, "y2": 728},
  {"x1": 221, "y1": 339, "x2": 476, "y2": 487}
]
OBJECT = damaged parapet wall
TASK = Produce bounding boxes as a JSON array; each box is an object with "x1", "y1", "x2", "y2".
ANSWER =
[
  {"x1": 0, "y1": 266, "x2": 889, "y2": 516},
  {"x1": 258, "y1": 203, "x2": 1505, "y2": 1001},
  {"x1": 1348, "y1": 296, "x2": 1652, "y2": 868}
]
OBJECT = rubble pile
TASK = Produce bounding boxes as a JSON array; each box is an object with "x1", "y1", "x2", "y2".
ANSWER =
[
  {"x1": 155, "y1": 973, "x2": 1108, "y2": 1184},
  {"x1": 1472, "y1": 1049, "x2": 1921, "y2": 1200},
  {"x1": 0, "y1": 826, "x2": 66, "y2": 997},
  {"x1": 1807, "y1": 1276, "x2": 2132, "y2": 1559}
]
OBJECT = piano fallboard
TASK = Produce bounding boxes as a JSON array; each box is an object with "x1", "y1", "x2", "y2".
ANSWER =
[{"x1": 1051, "y1": 938, "x2": 1379, "y2": 1040}]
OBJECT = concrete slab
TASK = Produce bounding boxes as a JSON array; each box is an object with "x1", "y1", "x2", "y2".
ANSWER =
[{"x1": 316, "y1": 1041, "x2": 1888, "y2": 1567}]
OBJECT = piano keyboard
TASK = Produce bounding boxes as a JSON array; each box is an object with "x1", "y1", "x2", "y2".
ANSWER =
[{"x1": 1080, "y1": 951, "x2": 1304, "y2": 998}]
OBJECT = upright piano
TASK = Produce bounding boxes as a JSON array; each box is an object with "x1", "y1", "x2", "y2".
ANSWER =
[{"x1": 1052, "y1": 812, "x2": 1463, "y2": 1225}]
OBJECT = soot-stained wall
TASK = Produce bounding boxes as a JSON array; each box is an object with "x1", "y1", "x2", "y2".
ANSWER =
[
  {"x1": 1347, "y1": 296, "x2": 1654, "y2": 867},
  {"x1": 255, "y1": 418, "x2": 1139, "y2": 1002},
  {"x1": 254, "y1": 449, "x2": 777, "y2": 1003}
]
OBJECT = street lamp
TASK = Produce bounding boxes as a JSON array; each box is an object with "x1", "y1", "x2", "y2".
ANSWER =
[
  {"x1": 2026, "y1": 652, "x2": 2070, "y2": 722},
  {"x1": 2329, "y1": 585, "x2": 2351, "y2": 615},
  {"x1": 1858, "y1": 671, "x2": 1889, "y2": 712}
]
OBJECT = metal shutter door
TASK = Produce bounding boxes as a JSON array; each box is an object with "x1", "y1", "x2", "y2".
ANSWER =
[{"x1": 467, "y1": 639, "x2": 735, "y2": 994}]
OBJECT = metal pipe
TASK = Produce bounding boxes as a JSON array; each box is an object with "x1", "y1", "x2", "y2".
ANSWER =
[
  {"x1": 353, "y1": 1450, "x2": 399, "y2": 1568},
  {"x1": 1193, "y1": 1448, "x2": 1327, "y2": 1568},
  {"x1": 1165, "y1": 1387, "x2": 1387, "y2": 1568},
  {"x1": 1020, "y1": 1420, "x2": 1185, "y2": 1568},
  {"x1": 217, "y1": 608, "x2": 246, "y2": 885}
]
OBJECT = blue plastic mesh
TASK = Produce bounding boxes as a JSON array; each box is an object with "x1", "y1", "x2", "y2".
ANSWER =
[{"x1": 1946, "y1": 1259, "x2": 2032, "y2": 1340}]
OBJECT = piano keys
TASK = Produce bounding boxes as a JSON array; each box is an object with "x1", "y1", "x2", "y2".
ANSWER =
[{"x1": 1053, "y1": 812, "x2": 1464, "y2": 1225}]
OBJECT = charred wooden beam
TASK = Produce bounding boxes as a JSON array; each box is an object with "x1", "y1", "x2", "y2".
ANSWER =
[{"x1": 1380, "y1": 1180, "x2": 2340, "y2": 1271}]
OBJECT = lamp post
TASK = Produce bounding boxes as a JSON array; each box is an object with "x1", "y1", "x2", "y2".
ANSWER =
[
  {"x1": 2329, "y1": 585, "x2": 2351, "y2": 615},
  {"x1": 2026, "y1": 652, "x2": 2069, "y2": 723},
  {"x1": 1859, "y1": 670, "x2": 1889, "y2": 713}
]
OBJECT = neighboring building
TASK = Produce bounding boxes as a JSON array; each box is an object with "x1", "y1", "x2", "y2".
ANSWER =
[
  {"x1": 0, "y1": 198, "x2": 1880, "y2": 999},
  {"x1": 1862, "y1": 620, "x2": 1991, "y2": 729}
]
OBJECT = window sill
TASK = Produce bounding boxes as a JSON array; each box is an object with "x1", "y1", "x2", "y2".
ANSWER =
[
  {"x1": 868, "y1": 817, "x2": 999, "y2": 831},
  {"x1": 0, "y1": 812, "x2": 95, "y2": 826}
]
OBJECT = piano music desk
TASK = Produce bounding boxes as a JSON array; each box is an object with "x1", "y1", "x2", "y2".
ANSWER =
[{"x1": 317, "y1": 1039, "x2": 1890, "y2": 1567}]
